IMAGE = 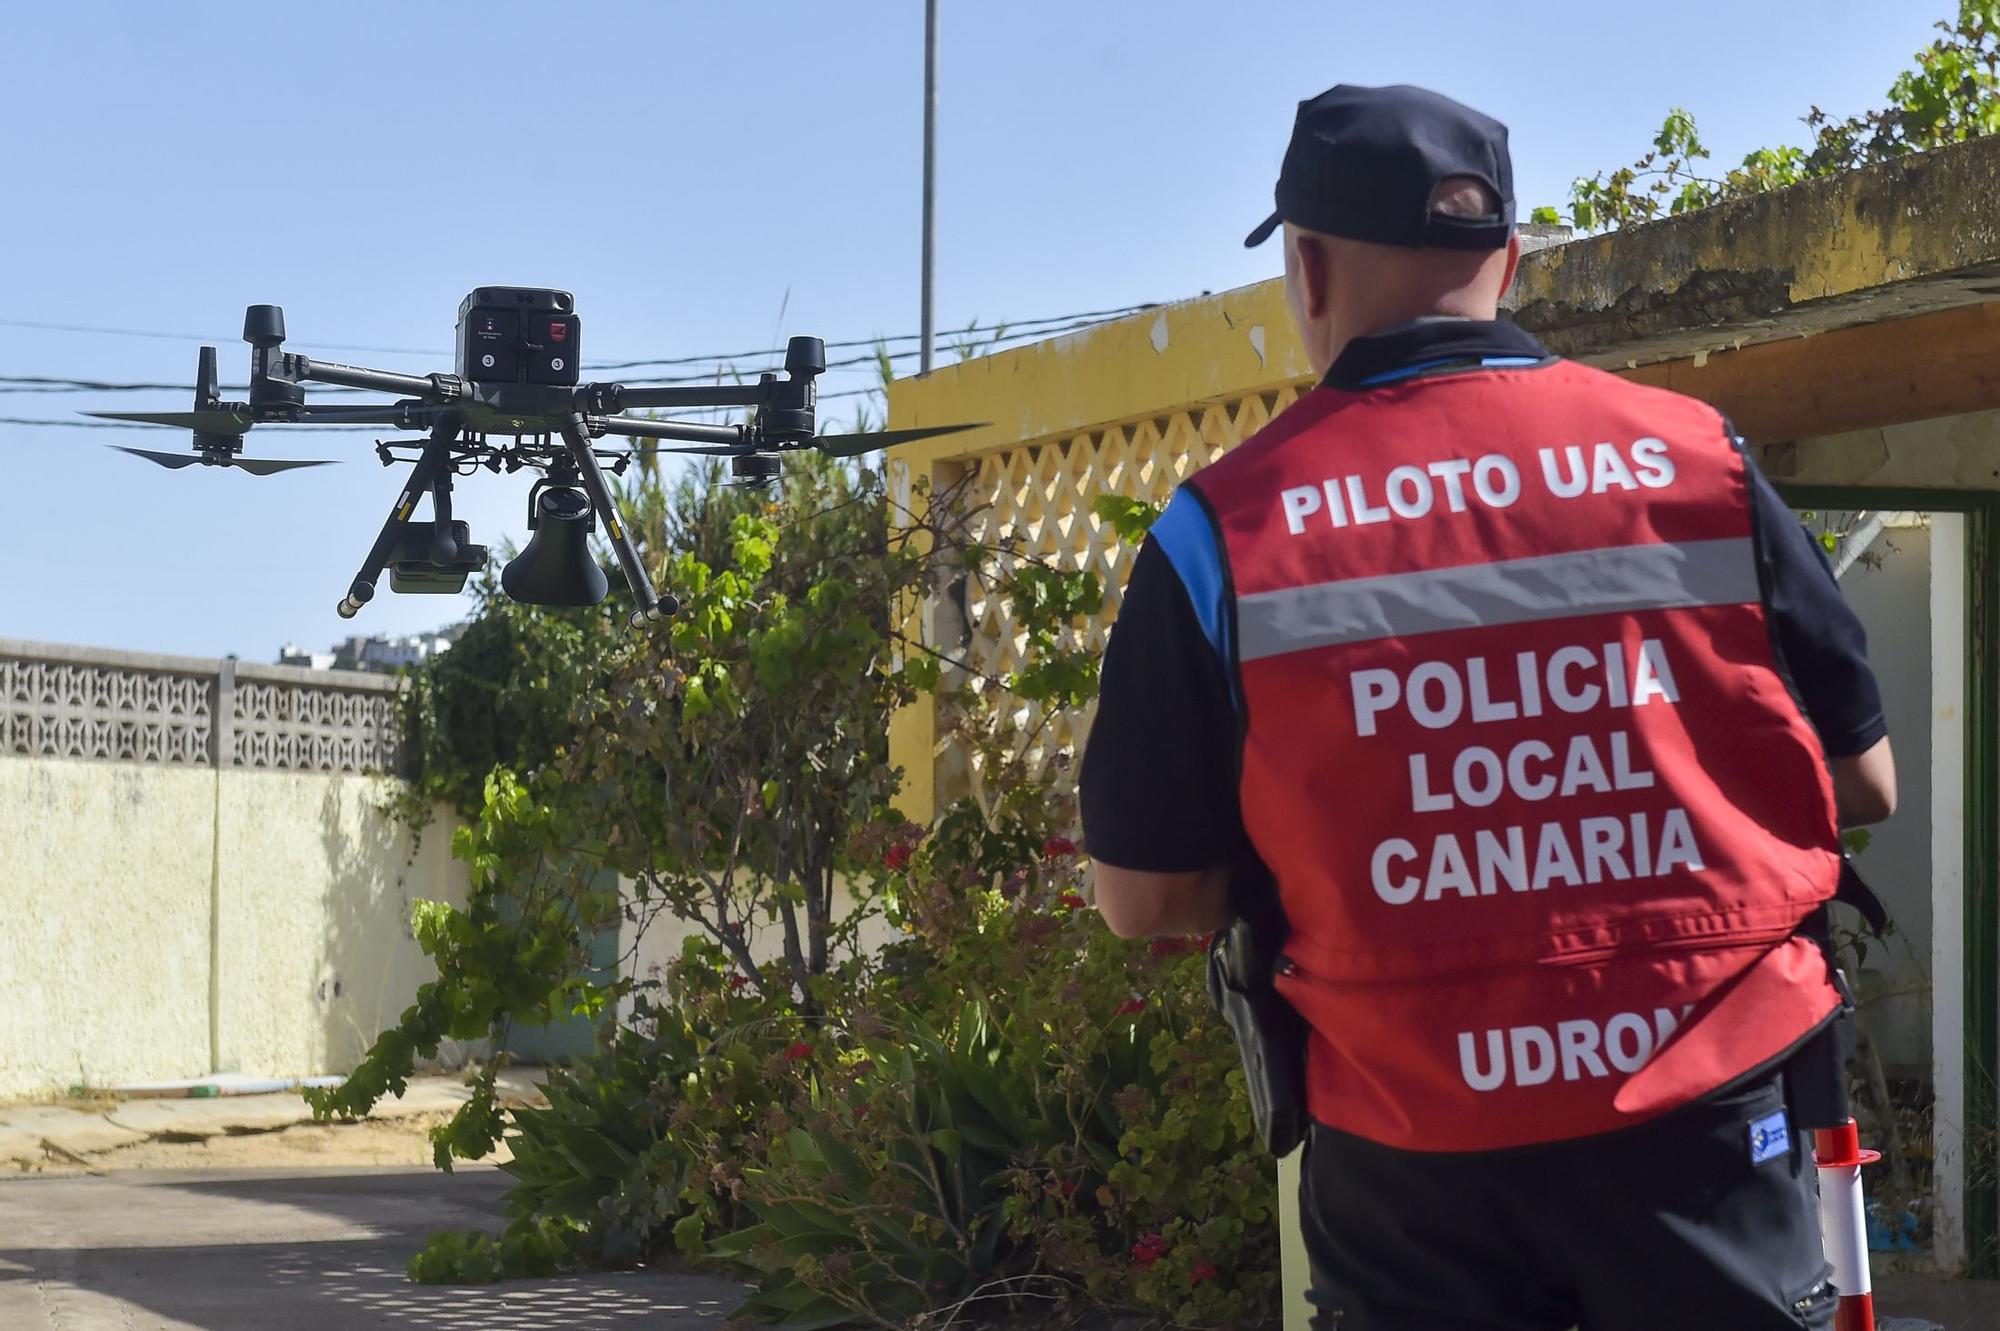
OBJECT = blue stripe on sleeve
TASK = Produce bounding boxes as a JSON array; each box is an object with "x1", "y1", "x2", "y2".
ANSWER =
[{"x1": 1149, "y1": 488, "x2": 1231, "y2": 674}]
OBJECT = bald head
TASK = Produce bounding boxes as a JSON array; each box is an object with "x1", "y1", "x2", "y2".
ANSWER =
[{"x1": 1281, "y1": 176, "x2": 1522, "y2": 376}]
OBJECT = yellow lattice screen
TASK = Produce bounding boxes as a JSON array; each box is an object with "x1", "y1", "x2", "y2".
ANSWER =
[
  {"x1": 955, "y1": 387, "x2": 1308, "y2": 770},
  {"x1": 885, "y1": 281, "x2": 1317, "y2": 819}
]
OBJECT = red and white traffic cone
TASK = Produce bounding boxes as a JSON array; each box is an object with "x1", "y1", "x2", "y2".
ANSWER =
[{"x1": 1814, "y1": 1119, "x2": 1881, "y2": 1331}]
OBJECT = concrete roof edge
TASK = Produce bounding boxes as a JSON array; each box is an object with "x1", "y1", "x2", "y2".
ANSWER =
[{"x1": 1506, "y1": 134, "x2": 2000, "y2": 366}]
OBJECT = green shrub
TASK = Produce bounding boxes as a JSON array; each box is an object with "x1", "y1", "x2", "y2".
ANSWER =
[
  {"x1": 702, "y1": 806, "x2": 1278, "y2": 1328},
  {"x1": 345, "y1": 456, "x2": 1279, "y2": 1324}
]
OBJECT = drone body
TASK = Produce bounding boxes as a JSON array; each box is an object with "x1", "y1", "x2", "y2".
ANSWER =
[{"x1": 88, "y1": 289, "x2": 975, "y2": 626}]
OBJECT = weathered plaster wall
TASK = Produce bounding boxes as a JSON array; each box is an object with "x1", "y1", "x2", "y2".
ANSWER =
[
  {"x1": 1510, "y1": 134, "x2": 2000, "y2": 367},
  {"x1": 0, "y1": 759, "x2": 216, "y2": 1097},
  {"x1": 214, "y1": 774, "x2": 474, "y2": 1078},
  {"x1": 0, "y1": 757, "x2": 470, "y2": 1100},
  {"x1": 1763, "y1": 409, "x2": 2000, "y2": 492}
]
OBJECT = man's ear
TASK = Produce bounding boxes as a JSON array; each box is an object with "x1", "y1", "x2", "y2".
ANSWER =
[
  {"x1": 1294, "y1": 232, "x2": 1333, "y2": 321},
  {"x1": 1498, "y1": 231, "x2": 1523, "y2": 298}
]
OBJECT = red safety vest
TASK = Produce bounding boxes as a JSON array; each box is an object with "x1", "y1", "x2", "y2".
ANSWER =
[{"x1": 1187, "y1": 358, "x2": 1843, "y2": 1153}]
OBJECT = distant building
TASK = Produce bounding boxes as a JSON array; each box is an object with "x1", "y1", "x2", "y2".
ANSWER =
[
  {"x1": 276, "y1": 643, "x2": 337, "y2": 671},
  {"x1": 277, "y1": 630, "x2": 457, "y2": 674}
]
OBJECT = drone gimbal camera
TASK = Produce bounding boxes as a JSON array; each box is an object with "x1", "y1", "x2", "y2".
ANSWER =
[{"x1": 89, "y1": 287, "x2": 977, "y2": 627}]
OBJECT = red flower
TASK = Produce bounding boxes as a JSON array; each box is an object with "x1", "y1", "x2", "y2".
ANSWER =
[
  {"x1": 1189, "y1": 1260, "x2": 1219, "y2": 1286},
  {"x1": 1042, "y1": 835, "x2": 1078, "y2": 859},
  {"x1": 1131, "y1": 1233, "x2": 1168, "y2": 1269},
  {"x1": 1115, "y1": 998, "x2": 1147, "y2": 1016},
  {"x1": 883, "y1": 844, "x2": 913, "y2": 872},
  {"x1": 727, "y1": 973, "x2": 749, "y2": 992},
  {"x1": 1058, "y1": 893, "x2": 1088, "y2": 911},
  {"x1": 1023, "y1": 917, "x2": 1059, "y2": 947},
  {"x1": 1148, "y1": 936, "x2": 1204, "y2": 958},
  {"x1": 783, "y1": 1040, "x2": 814, "y2": 1062}
]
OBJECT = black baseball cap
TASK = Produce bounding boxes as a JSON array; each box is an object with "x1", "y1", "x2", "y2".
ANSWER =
[{"x1": 1245, "y1": 84, "x2": 1514, "y2": 250}]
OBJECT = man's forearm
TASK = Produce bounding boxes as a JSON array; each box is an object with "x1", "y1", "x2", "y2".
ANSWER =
[
  {"x1": 1093, "y1": 862, "x2": 1233, "y2": 938},
  {"x1": 1831, "y1": 734, "x2": 1896, "y2": 827}
]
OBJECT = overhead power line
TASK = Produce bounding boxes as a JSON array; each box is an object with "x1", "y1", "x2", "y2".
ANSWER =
[
  {"x1": 0, "y1": 309, "x2": 1149, "y2": 398},
  {"x1": 582, "y1": 302, "x2": 1160, "y2": 373},
  {"x1": 0, "y1": 317, "x2": 445, "y2": 358},
  {"x1": 0, "y1": 414, "x2": 386, "y2": 432},
  {"x1": 0, "y1": 301, "x2": 1162, "y2": 373}
]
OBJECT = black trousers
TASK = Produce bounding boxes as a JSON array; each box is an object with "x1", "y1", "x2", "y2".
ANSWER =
[{"x1": 1297, "y1": 1072, "x2": 1838, "y2": 1330}]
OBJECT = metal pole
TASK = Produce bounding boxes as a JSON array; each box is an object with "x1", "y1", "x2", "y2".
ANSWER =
[{"x1": 920, "y1": 0, "x2": 938, "y2": 376}]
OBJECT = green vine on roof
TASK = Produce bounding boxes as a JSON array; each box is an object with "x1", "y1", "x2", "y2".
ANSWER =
[{"x1": 1533, "y1": 1, "x2": 2000, "y2": 233}]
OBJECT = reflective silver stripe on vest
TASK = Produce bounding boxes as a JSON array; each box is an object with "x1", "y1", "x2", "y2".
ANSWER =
[{"x1": 1235, "y1": 538, "x2": 1759, "y2": 662}]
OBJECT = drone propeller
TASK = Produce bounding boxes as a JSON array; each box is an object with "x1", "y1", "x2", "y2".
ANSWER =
[
  {"x1": 110, "y1": 444, "x2": 336, "y2": 474},
  {"x1": 233, "y1": 456, "x2": 338, "y2": 475},
  {"x1": 86, "y1": 407, "x2": 255, "y2": 433},
  {"x1": 111, "y1": 445, "x2": 202, "y2": 470},
  {"x1": 812, "y1": 421, "x2": 985, "y2": 458}
]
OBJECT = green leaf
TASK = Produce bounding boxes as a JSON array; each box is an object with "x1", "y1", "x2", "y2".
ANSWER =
[{"x1": 1091, "y1": 493, "x2": 1162, "y2": 544}]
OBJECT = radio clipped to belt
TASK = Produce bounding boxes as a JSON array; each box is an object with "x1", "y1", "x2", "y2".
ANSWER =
[
  {"x1": 1786, "y1": 851, "x2": 1891, "y2": 1131},
  {"x1": 1207, "y1": 871, "x2": 1309, "y2": 1157}
]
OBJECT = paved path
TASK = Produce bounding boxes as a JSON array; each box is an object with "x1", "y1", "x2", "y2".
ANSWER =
[
  {"x1": 0, "y1": 1072, "x2": 548, "y2": 1169},
  {"x1": 0, "y1": 1165, "x2": 744, "y2": 1330}
]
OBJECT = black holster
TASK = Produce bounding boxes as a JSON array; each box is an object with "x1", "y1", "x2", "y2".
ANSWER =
[
  {"x1": 1783, "y1": 853, "x2": 1889, "y2": 1131},
  {"x1": 1207, "y1": 897, "x2": 1309, "y2": 1157}
]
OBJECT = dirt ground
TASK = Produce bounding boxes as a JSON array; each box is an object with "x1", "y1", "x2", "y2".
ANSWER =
[{"x1": 18, "y1": 1110, "x2": 512, "y2": 1177}]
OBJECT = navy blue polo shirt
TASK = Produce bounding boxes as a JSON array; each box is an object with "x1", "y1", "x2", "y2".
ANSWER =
[{"x1": 1079, "y1": 318, "x2": 1888, "y2": 873}]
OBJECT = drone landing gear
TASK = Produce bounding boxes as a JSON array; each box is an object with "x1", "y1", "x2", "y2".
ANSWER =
[
  {"x1": 334, "y1": 415, "x2": 676, "y2": 627},
  {"x1": 556, "y1": 413, "x2": 677, "y2": 626},
  {"x1": 338, "y1": 419, "x2": 464, "y2": 619}
]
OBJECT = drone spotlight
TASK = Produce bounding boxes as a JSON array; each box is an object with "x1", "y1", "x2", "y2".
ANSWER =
[
  {"x1": 84, "y1": 288, "x2": 984, "y2": 627},
  {"x1": 503, "y1": 484, "x2": 609, "y2": 607}
]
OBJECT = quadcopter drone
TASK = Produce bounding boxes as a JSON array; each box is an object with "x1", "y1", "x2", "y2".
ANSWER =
[{"x1": 87, "y1": 287, "x2": 975, "y2": 625}]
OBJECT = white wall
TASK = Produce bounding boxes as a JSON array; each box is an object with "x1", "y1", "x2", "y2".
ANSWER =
[
  {"x1": 0, "y1": 759, "x2": 217, "y2": 1097},
  {"x1": 1830, "y1": 517, "x2": 1936, "y2": 1076},
  {"x1": 617, "y1": 873, "x2": 899, "y2": 1019},
  {"x1": 0, "y1": 756, "x2": 472, "y2": 1100},
  {"x1": 1931, "y1": 512, "x2": 1969, "y2": 1273}
]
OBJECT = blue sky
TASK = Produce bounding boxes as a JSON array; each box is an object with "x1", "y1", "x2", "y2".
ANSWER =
[{"x1": 0, "y1": 0, "x2": 1944, "y2": 659}]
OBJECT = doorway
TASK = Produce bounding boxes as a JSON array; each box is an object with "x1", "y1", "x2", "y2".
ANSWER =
[{"x1": 1782, "y1": 487, "x2": 2000, "y2": 1275}]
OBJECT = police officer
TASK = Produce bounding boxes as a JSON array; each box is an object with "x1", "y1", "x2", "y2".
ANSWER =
[{"x1": 1080, "y1": 84, "x2": 1897, "y2": 1330}]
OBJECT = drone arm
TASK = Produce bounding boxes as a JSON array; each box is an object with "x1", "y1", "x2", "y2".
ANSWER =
[
  {"x1": 558, "y1": 413, "x2": 677, "y2": 626},
  {"x1": 596, "y1": 384, "x2": 770, "y2": 411},
  {"x1": 294, "y1": 356, "x2": 464, "y2": 402},
  {"x1": 588, "y1": 416, "x2": 747, "y2": 447},
  {"x1": 297, "y1": 402, "x2": 438, "y2": 427}
]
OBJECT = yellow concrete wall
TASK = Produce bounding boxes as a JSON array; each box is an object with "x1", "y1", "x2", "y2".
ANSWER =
[
  {"x1": 886, "y1": 282, "x2": 1313, "y2": 823},
  {"x1": 0, "y1": 756, "x2": 471, "y2": 1100}
]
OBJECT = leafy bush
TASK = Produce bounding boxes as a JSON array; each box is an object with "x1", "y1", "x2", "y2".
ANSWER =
[
  {"x1": 358, "y1": 454, "x2": 1275, "y2": 1325},
  {"x1": 409, "y1": 807, "x2": 1276, "y2": 1329},
  {"x1": 1537, "y1": 1, "x2": 2000, "y2": 232},
  {"x1": 723, "y1": 959, "x2": 1274, "y2": 1327}
]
